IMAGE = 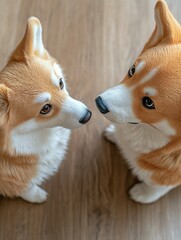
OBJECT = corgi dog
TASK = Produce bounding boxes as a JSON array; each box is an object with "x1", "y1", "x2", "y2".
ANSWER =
[
  {"x1": 96, "y1": 0, "x2": 181, "y2": 204},
  {"x1": 0, "y1": 17, "x2": 91, "y2": 203}
]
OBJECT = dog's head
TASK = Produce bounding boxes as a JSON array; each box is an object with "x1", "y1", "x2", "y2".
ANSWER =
[
  {"x1": 0, "y1": 17, "x2": 91, "y2": 145},
  {"x1": 96, "y1": 0, "x2": 181, "y2": 136}
]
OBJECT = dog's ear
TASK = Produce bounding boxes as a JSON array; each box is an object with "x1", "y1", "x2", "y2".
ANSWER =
[
  {"x1": 10, "y1": 17, "x2": 49, "y2": 62},
  {"x1": 142, "y1": 0, "x2": 181, "y2": 52},
  {"x1": 0, "y1": 84, "x2": 10, "y2": 125}
]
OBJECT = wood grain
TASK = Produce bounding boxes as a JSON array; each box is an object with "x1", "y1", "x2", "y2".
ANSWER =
[{"x1": 0, "y1": 0, "x2": 181, "y2": 239}]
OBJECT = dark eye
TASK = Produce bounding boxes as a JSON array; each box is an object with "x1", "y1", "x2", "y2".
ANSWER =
[
  {"x1": 40, "y1": 104, "x2": 52, "y2": 114},
  {"x1": 128, "y1": 65, "x2": 136, "y2": 77},
  {"x1": 142, "y1": 97, "x2": 155, "y2": 109},
  {"x1": 59, "y1": 78, "x2": 64, "y2": 89}
]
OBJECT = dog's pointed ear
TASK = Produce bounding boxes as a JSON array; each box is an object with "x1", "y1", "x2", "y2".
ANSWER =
[
  {"x1": 10, "y1": 17, "x2": 49, "y2": 62},
  {"x1": 142, "y1": 0, "x2": 181, "y2": 52}
]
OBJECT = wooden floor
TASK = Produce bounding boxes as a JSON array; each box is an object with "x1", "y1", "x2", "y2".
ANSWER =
[{"x1": 0, "y1": 0, "x2": 181, "y2": 239}]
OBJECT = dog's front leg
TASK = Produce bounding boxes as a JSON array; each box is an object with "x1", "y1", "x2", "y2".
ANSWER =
[
  {"x1": 21, "y1": 183, "x2": 47, "y2": 203},
  {"x1": 129, "y1": 182, "x2": 174, "y2": 204},
  {"x1": 104, "y1": 124, "x2": 118, "y2": 144}
]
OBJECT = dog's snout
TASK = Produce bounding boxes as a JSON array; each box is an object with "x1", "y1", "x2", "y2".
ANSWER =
[
  {"x1": 79, "y1": 109, "x2": 92, "y2": 124},
  {"x1": 95, "y1": 96, "x2": 109, "y2": 114}
]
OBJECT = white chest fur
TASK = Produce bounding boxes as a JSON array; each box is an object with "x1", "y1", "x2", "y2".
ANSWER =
[
  {"x1": 111, "y1": 123, "x2": 170, "y2": 182},
  {"x1": 33, "y1": 127, "x2": 71, "y2": 185},
  {"x1": 11, "y1": 127, "x2": 71, "y2": 185}
]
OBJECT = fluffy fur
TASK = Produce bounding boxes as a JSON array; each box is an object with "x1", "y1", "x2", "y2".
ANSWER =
[
  {"x1": 96, "y1": 0, "x2": 181, "y2": 203},
  {"x1": 0, "y1": 17, "x2": 91, "y2": 203}
]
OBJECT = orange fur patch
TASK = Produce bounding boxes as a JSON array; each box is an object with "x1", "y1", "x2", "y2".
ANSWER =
[
  {"x1": 138, "y1": 137, "x2": 181, "y2": 185},
  {"x1": 0, "y1": 153, "x2": 37, "y2": 197}
]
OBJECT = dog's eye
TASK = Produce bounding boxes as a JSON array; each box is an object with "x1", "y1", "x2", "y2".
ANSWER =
[
  {"x1": 128, "y1": 65, "x2": 136, "y2": 77},
  {"x1": 40, "y1": 104, "x2": 52, "y2": 114},
  {"x1": 142, "y1": 97, "x2": 155, "y2": 109},
  {"x1": 59, "y1": 78, "x2": 64, "y2": 89}
]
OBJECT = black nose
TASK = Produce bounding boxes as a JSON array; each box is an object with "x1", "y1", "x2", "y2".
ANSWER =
[
  {"x1": 79, "y1": 109, "x2": 92, "y2": 124},
  {"x1": 95, "y1": 96, "x2": 109, "y2": 114}
]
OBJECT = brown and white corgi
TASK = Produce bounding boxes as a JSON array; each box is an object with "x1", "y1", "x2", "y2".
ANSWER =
[
  {"x1": 0, "y1": 17, "x2": 91, "y2": 203},
  {"x1": 96, "y1": 0, "x2": 181, "y2": 203}
]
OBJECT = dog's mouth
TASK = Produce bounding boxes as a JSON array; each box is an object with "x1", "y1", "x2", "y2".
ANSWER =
[
  {"x1": 95, "y1": 96, "x2": 109, "y2": 114},
  {"x1": 79, "y1": 109, "x2": 92, "y2": 124},
  {"x1": 128, "y1": 122, "x2": 139, "y2": 125}
]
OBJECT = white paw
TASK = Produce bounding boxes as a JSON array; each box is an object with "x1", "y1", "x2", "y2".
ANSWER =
[
  {"x1": 129, "y1": 183, "x2": 156, "y2": 204},
  {"x1": 104, "y1": 124, "x2": 117, "y2": 144},
  {"x1": 33, "y1": 188, "x2": 48, "y2": 203},
  {"x1": 21, "y1": 185, "x2": 48, "y2": 203}
]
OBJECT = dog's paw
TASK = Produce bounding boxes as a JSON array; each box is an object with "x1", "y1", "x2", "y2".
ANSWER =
[
  {"x1": 129, "y1": 183, "x2": 156, "y2": 204},
  {"x1": 21, "y1": 185, "x2": 48, "y2": 203},
  {"x1": 129, "y1": 183, "x2": 173, "y2": 204},
  {"x1": 104, "y1": 124, "x2": 117, "y2": 144},
  {"x1": 33, "y1": 188, "x2": 48, "y2": 203}
]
